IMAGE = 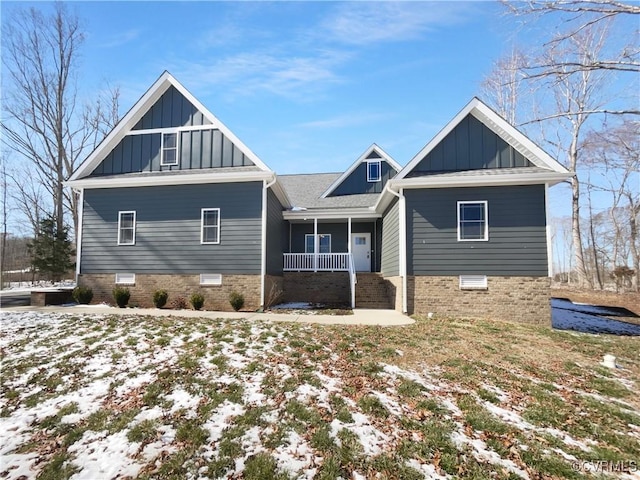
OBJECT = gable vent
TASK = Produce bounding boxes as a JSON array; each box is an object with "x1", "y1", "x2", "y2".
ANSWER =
[{"x1": 459, "y1": 275, "x2": 487, "y2": 290}]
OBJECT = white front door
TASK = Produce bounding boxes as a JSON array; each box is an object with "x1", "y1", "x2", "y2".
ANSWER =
[{"x1": 350, "y1": 233, "x2": 371, "y2": 272}]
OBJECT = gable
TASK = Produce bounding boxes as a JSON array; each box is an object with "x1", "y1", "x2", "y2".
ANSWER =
[
  {"x1": 69, "y1": 72, "x2": 271, "y2": 183},
  {"x1": 407, "y1": 114, "x2": 533, "y2": 177},
  {"x1": 329, "y1": 159, "x2": 398, "y2": 196},
  {"x1": 322, "y1": 144, "x2": 401, "y2": 198},
  {"x1": 132, "y1": 85, "x2": 212, "y2": 130}
]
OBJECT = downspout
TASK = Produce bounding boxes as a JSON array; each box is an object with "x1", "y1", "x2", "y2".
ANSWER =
[
  {"x1": 261, "y1": 175, "x2": 277, "y2": 309},
  {"x1": 385, "y1": 184, "x2": 408, "y2": 313},
  {"x1": 75, "y1": 188, "x2": 84, "y2": 283},
  {"x1": 545, "y1": 183, "x2": 553, "y2": 278}
]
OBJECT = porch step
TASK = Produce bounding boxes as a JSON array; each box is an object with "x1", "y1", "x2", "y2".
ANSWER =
[{"x1": 355, "y1": 273, "x2": 394, "y2": 309}]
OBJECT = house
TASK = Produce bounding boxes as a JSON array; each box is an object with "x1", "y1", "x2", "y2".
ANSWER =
[{"x1": 67, "y1": 72, "x2": 572, "y2": 323}]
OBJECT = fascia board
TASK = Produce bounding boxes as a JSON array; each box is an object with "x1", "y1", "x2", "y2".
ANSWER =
[
  {"x1": 389, "y1": 171, "x2": 572, "y2": 190},
  {"x1": 320, "y1": 143, "x2": 401, "y2": 198},
  {"x1": 65, "y1": 170, "x2": 274, "y2": 189},
  {"x1": 269, "y1": 178, "x2": 292, "y2": 209}
]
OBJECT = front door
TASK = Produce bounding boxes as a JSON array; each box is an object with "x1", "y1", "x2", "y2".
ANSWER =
[{"x1": 350, "y1": 233, "x2": 371, "y2": 272}]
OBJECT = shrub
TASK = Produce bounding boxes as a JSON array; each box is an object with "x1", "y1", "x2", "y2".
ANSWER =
[
  {"x1": 72, "y1": 286, "x2": 93, "y2": 304},
  {"x1": 190, "y1": 293, "x2": 205, "y2": 311},
  {"x1": 153, "y1": 289, "x2": 169, "y2": 308},
  {"x1": 112, "y1": 286, "x2": 131, "y2": 308},
  {"x1": 229, "y1": 291, "x2": 244, "y2": 312},
  {"x1": 170, "y1": 296, "x2": 187, "y2": 309}
]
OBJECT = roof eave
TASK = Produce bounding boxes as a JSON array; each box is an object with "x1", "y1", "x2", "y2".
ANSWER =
[
  {"x1": 65, "y1": 170, "x2": 274, "y2": 189},
  {"x1": 388, "y1": 171, "x2": 573, "y2": 190},
  {"x1": 283, "y1": 207, "x2": 380, "y2": 221}
]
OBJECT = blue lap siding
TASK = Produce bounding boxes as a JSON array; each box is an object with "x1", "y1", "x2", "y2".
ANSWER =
[
  {"x1": 405, "y1": 185, "x2": 548, "y2": 276},
  {"x1": 81, "y1": 182, "x2": 263, "y2": 274}
]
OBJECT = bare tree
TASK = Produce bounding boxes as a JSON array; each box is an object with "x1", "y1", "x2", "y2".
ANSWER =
[
  {"x1": 481, "y1": 49, "x2": 529, "y2": 125},
  {"x1": 503, "y1": 1, "x2": 640, "y2": 76},
  {"x1": 583, "y1": 119, "x2": 640, "y2": 290},
  {"x1": 1, "y1": 2, "x2": 121, "y2": 236},
  {"x1": 0, "y1": 154, "x2": 8, "y2": 288}
]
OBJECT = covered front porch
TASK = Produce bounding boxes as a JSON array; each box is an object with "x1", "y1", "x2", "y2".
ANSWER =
[{"x1": 280, "y1": 213, "x2": 382, "y2": 309}]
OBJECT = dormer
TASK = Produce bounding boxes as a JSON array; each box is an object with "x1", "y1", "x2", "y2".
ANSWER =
[{"x1": 321, "y1": 144, "x2": 401, "y2": 198}]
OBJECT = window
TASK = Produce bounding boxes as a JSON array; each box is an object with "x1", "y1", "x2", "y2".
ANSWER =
[
  {"x1": 457, "y1": 201, "x2": 488, "y2": 241},
  {"x1": 354, "y1": 236, "x2": 367, "y2": 245},
  {"x1": 201, "y1": 208, "x2": 220, "y2": 244},
  {"x1": 115, "y1": 273, "x2": 135, "y2": 285},
  {"x1": 118, "y1": 211, "x2": 136, "y2": 245},
  {"x1": 161, "y1": 132, "x2": 178, "y2": 166},
  {"x1": 200, "y1": 273, "x2": 222, "y2": 285},
  {"x1": 367, "y1": 160, "x2": 381, "y2": 182},
  {"x1": 305, "y1": 234, "x2": 331, "y2": 253}
]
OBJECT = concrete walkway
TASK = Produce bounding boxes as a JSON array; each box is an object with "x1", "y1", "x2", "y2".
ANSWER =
[{"x1": 1, "y1": 304, "x2": 414, "y2": 326}]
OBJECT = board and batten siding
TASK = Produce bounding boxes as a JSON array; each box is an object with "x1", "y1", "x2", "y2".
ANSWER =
[
  {"x1": 381, "y1": 199, "x2": 400, "y2": 276},
  {"x1": 266, "y1": 189, "x2": 286, "y2": 275},
  {"x1": 405, "y1": 185, "x2": 548, "y2": 276},
  {"x1": 132, "y1": 85, "x2": 212, "y2": 130},
  {"x1": 81, "y1": 182, "x2": 262, "y2": 274},
  {"x1": 330, "y1": 161, "x2": 397, "y2": 196},
  {"x1": 89, "y1": 85, "x2": 254, "y2": 177},
  {"x1": 409, "y1": 114, "x2": 532, "y2": 175}
]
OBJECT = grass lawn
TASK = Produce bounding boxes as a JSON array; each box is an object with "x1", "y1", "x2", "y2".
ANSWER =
[{"x1": 1, "y1": 310, "x2": 638, "y2": 479}]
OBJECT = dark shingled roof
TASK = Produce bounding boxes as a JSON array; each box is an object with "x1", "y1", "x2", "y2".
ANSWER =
[{"x1": 278, "y1": 173, "x2": 380, "y2": 209}]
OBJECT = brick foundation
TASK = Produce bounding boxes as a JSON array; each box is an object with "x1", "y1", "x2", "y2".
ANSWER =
[
  {"x1": 408, "y1": 275, "x2": 551, "y2": 324},
  {"x1": 78, "y1": 273, "x2": 261, "y2": 311},
  {"x1": 383, "y1": 276, "x2": 403, "y2": 312},
  {"x1": 282, "y1": 272, "x2": 350, "y2": 305}
]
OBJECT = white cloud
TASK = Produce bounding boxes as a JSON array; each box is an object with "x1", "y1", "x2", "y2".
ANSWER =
[
  {"x1": 171, "y1": 49, "x2": 349, "y2": 100},
  {"x1": 298, "y1": 112, "x2": 391, "y2": 129},
  {"x1": 321, "y1": 2, "x2": 474, "y2": 46},
  {"x1": 100, "y1": 29, "x2": 142, "y2": 48}
]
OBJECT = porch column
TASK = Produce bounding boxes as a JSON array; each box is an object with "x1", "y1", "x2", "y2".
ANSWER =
[
  {"x1": 347, "y1": 217, "x2": 352, "y2": 254},
  {"x1": 313, "y1": 218, "x2": 318, "y2": 272}
]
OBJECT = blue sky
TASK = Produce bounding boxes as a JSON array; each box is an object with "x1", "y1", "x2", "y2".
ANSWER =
[{"x1": 5, "y1": 1, "x2": 513, "y2": 175}]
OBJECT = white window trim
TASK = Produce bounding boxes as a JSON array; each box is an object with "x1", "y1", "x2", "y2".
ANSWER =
[
  {"x1": 115, "y1": 273, "x2": 136, "y2": 285},
  {"x1": 117, "y1": 211, "x2": 136, "y2": 245},
  {"x1": 160, "y1": 131, "x2": 179, "y2": 166},
  {"x1": 459, "y1": 275, "x2": 488, "y2": 290},
  {"x1": 200, "y1": 273, "x2": 222, "y2": 285},
  {"x1": 201, "y1": 208, "x2": 221, "y2": 244},
  {"x1": 305, "y1": 234, "x2": 331, "y2": 253},
  {"x1": 367, "y1": 160, "x2": 381, "y2": 182},
  {"x1": 457, "y1": 201, "x2": 488, "y2": 242}
]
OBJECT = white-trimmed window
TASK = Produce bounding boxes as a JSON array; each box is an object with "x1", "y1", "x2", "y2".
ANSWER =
[
  {"x1": 161, "y1": 132, "x2": 178, "y2": 166},
  {"x1": 367, "y1": 160, "x2": 381, "y2": 182},
  {"x1": 305, "y1": 234, "x2": 331, "y2": 253},
  {"x1": 457, "y1": 201, "x2": 488, "y2": 241},
  {"x1": 200, "y1": 273, "x2": 222, "y2": 285},
  {"x1": 201, "y1": 208, "x2": 220, "y2": 244},
  {"x1": 115, "y1": 273, "x2": 136, "y2": 285},
  {"x1": 117, "y1": 211, "x2": 136, "y2": 245}
]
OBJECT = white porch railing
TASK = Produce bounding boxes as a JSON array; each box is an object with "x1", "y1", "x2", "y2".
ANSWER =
[
  {"x1": 283, "y1": 253, "x2": 357, "y2": 309},
  {"x1": 283, "y1": 253, "x2": 351, "y2": 272}
]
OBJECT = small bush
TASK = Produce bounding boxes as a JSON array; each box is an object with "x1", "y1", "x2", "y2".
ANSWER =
[
  {"x1": 229, "y1": 291, "x2": 244, "y2": 311},
  {"x1": 112, "y1": 286, "x2": 131, "y2": 308},
  {"x1": 72, "y1": 286, "x2": 93, "y2": 304},
  {"x1": 170, "y1": 296, "x2": 188, "y2": 309},
  {"x1": 190, "y1": 293, "x2": 205, "y2": 311},
  {"x1": 153, "y1": 289, "x2": 168, "y2": 308}
]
